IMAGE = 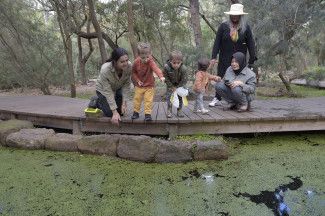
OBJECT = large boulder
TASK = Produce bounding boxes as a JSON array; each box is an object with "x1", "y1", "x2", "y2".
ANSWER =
[
  {"x1": 77, "y1": 134, "x2": 119, "y2": 156},
  {"x1": 193, "y1": 139, "x2": 228, "y2": 160},
  {"x1": 6, "y1": 128, "x2": 55, "y2": 149},
  {"x1": 0, "y1": 120, "x2": 34, "y2": 146},
  {"x1": 155, "y1": 140, "x2": 193, "y2": 163},
  {"x1": 117, "y1": 135, "x2": 158, "y2": 162},
  {"x1": 45, "y1": 133, "x2": 82, "y2": 152}
]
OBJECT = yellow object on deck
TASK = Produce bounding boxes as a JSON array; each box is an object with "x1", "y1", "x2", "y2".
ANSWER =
[{"x1": 84, "y1": 108, "x2": 103, "y2": 118}]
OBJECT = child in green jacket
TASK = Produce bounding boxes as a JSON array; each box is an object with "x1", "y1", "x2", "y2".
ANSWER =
[{"x1": 163, "y1": 50, "x2": 188, "y2": 118}]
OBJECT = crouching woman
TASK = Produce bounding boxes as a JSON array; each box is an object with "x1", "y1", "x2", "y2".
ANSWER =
[
  {"x1": 95, "y1": 47, "x2": 132, "y2": 125},
  {"x1": 215, "y1": 52, "x2": 256, "y2": 112}
]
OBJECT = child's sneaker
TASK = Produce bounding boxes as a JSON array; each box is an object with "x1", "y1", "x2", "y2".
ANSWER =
[
  {"x1": 201, "y1": 108, "x2": 209, "y2": 114},
  {"x1": 144, "y1": 114, "x2": 152, "y2": 121},
  {"x1": 131, "y1": 111, "x2": 139, "y2": 119},
  {"x1": 209, "y1": 97, "x2": 222, "y2": 107}
]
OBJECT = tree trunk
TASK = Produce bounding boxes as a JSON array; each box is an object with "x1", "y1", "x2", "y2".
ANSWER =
[
  {"x1": 78, "y1": 36, "x2": 87, "y2": 85},
  {"x1": 319, "y1": 41, "x2": 325, "y2": 66},
  {"x1": 189, "y1": 0, "x2": 203, "y2": 53},
  {"x1": 279, "y1": 55, "x2": 293, "y2": 95},
  {"x1": 78, "y1": 18, "x2": 94, "y2": 85},
  {"x1": 65, "y1": 31, "x2": 76, "y2": 98},
  {"x1": 87, "y1": 0, "x2": 108, "y2": 64},
  {"x1": 53, "y1": 0, "x2": 76, "y2": 98},
  {"x1": 127, "y1": 0, "x2": 138, "y2": 58}
]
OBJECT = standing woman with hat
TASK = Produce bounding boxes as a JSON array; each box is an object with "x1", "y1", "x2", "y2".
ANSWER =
[{"x1": 209, "y1": 3, "x2": 257, "y2": 107}]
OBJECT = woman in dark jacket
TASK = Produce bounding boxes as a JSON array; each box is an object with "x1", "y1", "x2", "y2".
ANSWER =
[{"x1": 209, "y1": 3, "x2": 257, "y2": 107}]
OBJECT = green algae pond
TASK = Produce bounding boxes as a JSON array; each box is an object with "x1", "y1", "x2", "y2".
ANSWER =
[{"x1": 0, "y1": 133, "x2": 324, "y2": 216}]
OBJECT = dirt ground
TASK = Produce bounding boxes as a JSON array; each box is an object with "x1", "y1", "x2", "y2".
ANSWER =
[{"x1": 0, "y1": 82, "x2": 96, "y2": 97}]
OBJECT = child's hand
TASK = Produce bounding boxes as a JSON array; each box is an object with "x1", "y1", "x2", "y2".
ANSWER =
[
  {"x1": 137, "y1": 80, "x2": 143, "y2": 86},
  {"x1": 160, "y1": 77, "x2": 165, "y2": 82},
  {"x1": 214, "y1": 76, "x2": 221, "y2": 82},
  {"x1": 210, "y1": 59, "x2": 218, "y2": 66}
]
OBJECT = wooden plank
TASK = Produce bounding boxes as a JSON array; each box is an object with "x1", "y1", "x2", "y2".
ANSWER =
[
  {"x1": 121, "y1": 101, "x2": 134, "y2": 123},
  {"x1": 156, "y1": 102, "x2": 167, "y2": 123},
  {"x1": 1, "y1": 96, "x2": 325, "y2": 136},
  {"x1": 182, "y1": 101, "x2": 204, "y2": 123},
  {"x1": 176, "y1": 118, "x2": 325, "y2": 135},
  {"x1": 81, "y1": 120, "x2": 169, "y2": 135}
]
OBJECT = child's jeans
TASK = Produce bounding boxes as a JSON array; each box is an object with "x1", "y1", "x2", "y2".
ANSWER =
[
  {"x1": 194, "y1": 91, "x2": 204, "y2": 111},
  {"x1": 133, "y1": 86, "x2": 155, "y2": 114}
]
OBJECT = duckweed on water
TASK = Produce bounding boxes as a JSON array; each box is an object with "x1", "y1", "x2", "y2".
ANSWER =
[{"x1": 0, "y1": 133, "x2": 324, "y2": 216}]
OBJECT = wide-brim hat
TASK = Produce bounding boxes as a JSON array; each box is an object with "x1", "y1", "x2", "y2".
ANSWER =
[{"x1": 224, "y1": 4, "x2": 248, "y2": 15}]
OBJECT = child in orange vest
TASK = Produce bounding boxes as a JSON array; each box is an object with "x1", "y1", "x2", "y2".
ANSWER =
[
  {"x1": 193, "y1": 58, "x2": 221, "y2": 114},
  {"x1": 131, "y1": 42, "x2": 165, "y2": 121}
]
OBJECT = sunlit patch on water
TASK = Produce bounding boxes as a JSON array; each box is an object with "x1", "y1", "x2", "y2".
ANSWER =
[{"x1": 201, "y1": 173, "x2": 214, "y2": 184}]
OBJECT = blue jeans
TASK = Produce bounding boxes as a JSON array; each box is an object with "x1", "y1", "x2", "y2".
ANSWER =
[
  {"x1": 215, "y1": 82, "x2": 249, "y2": 105},
  {"x1": 194, "y1": 91, "x2": 204, "y2": 111},
  {"x1": 96, "y1": 90, "x2": 123, "y2": 117}
]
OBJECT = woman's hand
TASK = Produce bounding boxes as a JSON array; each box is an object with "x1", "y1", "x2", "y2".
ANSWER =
[
  {"x1": 111, "y1": 110, "x2": 121, "y2": 126},
  {"x1": 229, "y1": 80, "x2": 244, "y2": 88}
]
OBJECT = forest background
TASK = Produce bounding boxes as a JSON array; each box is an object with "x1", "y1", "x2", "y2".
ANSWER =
[{"x1": 0, "y1": 0, "x2": 324, "y2": 98}]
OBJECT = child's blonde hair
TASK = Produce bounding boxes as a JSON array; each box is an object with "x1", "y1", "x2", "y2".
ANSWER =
[
  {"x1": 169, "y1": 50, "x2": 183, "y2": 61},
  {"x1": 137, "y1": 42, "x2": 151, "y2": 54}
]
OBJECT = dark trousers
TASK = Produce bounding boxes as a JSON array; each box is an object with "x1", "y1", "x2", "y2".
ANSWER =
[
  {"x1": 96, "y1": 90, "x2": 123, "y2": 117},
  {"x1": 215, "y1": 62, "x2": 228, "y2": 100},
  {"x1": 166, "y1": 88, "x2": 183, "y2": 110}
]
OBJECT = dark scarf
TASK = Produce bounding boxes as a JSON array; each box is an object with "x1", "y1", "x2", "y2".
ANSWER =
[{"x1": 232, "y1": 52, "x2": 247, "y2": 74}]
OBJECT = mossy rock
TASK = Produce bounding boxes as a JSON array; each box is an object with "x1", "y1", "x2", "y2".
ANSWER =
[
  {"x1": 0, "y1": 120, "x2": 34, "y2": 146},
  {"x1": 6, "y1": 128, "x2": 55, "y2": 149},
  {"x1": 78, "y1": 134, "x2": 119, "y2": 156}
]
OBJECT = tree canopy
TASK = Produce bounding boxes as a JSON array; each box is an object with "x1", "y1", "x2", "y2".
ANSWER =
[{"x1": 0, "y1": 0, "x2": 324, "y2": 96}]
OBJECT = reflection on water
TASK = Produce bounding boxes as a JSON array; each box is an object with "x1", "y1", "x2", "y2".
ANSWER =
[{"x1": 234, "y1": 176, "x2": 302, "y2": 216}]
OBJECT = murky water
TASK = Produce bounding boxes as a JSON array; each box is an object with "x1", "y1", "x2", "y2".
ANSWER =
[{"x1": 0, "y1": 133, "x2": 324, "y2": 216}]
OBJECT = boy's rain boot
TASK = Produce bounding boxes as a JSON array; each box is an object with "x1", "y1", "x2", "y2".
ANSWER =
[
  {"x1": 167, "y1": 105, "x2": 172, "y2": 118},
  {"x1": 177, "y1": 108, "x2": 184, "y2": 118},
  {"x1": 88, "y1": 95, "x2": 98, "y2": 108}
]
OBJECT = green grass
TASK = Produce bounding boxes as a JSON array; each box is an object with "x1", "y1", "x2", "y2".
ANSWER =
[
  {"x1": 256, "y1": 84, "x2": 325, "y2": 99},
  {"x1": 291, "y1": 85, "x2": 325, "y2": 97}
]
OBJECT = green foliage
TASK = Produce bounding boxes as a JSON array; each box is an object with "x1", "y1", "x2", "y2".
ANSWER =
[
  {"x1": 0, "y1": 0, "x2": 68, "y2": 93},
  {"x1": 304, "y1": 66, "x2": 325, "y2": 82},
  {"x1": 1, "y1": 0, "x2": 324, "y2": 94}
]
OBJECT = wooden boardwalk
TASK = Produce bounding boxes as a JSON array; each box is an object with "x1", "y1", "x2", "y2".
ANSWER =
[{"x1": 0, "y1": 95, "x2": 325, "y2": 138}]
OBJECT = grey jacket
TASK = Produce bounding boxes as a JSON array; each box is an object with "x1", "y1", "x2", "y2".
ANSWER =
[
  {"x1": 96, "y1": 62, "x2": 132, "y2": 111},
  {"x1": 223, "y1": 66, "x2": 256, "y2": 95}
]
